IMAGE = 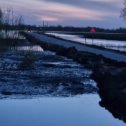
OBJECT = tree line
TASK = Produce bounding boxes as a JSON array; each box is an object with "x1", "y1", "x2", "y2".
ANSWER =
[{"x1": 0, "y1": 8, "x2": 24, "y2": 29}]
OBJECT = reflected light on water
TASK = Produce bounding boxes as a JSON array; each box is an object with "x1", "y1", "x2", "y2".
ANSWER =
[{"x1": 16, "y1": 46, "x2": 44, "y2": 52}]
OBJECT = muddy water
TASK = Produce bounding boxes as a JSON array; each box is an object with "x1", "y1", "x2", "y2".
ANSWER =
[{"x1": 0, "y1": 39, "x2": 125, "y2": 126}]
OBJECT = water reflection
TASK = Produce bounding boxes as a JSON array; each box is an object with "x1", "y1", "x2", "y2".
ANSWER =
[{"x1": 10, "y1": 45, "x2": 44, "y2": 52}]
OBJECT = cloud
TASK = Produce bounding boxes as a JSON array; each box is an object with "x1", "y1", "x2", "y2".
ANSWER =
[
  {"x1": 38, "y1": 15, "x2": 61, "y2": 22},
  {"x1": 0, "y1": 0, "x2": 124, "y2": 28},
  {"x1": 42, "y1": 0, "x2": 123, "y2": 11}
]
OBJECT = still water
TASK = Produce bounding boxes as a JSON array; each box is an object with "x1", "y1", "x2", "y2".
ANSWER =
[
  {"x1": 0, "y1": 95, "x2": 125, "y2": 126},
  {"x1": 0, "y1": 38, "x2": 125, "y2": 126}
]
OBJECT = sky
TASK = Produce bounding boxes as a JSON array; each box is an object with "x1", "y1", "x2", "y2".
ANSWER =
[{"x1": 0, "y1": 0, "x2": 125, "y2": 28}]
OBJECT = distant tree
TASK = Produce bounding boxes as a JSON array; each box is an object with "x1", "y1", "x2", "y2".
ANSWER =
[
  {"x1": 15, "y1": 15, "x2": 24, "y2": 28},
  {"x1": 0, "y1": 8, "x2": 3, "y2": 38},
  {"x1": 0, "y1": 8, "x2": 24, "y2": 38},
  {"x1": 0, "y1": 8, "x2": 24, "y2": 26},
  {"x1": 0, "y1": 8, "x2": 3, "y2": 24},
  {"x1": 121, "y1": 0, "x2": 126, "y2": 20}
]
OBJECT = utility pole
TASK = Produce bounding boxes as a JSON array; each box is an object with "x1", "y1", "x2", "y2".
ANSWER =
[
  {"x1": 43, "y1": 21, "x2": 45, "y2": 33},
  {"x1": 90, "y1": 27, "x2": 96, "y2": 45},
  {"x1": 46, "y1": 21, "x2": 48, "y2": 32}
]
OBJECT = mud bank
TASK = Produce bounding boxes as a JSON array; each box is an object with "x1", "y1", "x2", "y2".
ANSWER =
[
  {"x1": 92, "y1": 66, "x2": 126, "y2": 123},
  {"x1": 21, "y1": 32, "x2": 126, "y2": 66}
]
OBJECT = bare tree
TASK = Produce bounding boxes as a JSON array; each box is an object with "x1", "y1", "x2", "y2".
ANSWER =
[
  {"x1": 0, "y1": 8, "x2": 3, "y2": 38},
  {"x1": 17, "y1": 15, "x2": 24, "y2": 26},
  {"x1": 121, "y1": 0, "x2": 126, "y2": 20},
  {"x1": 0, "y1": 8, "x2": 24, "y2": 38},
  {"x1": 0, "y1": 7, "x2": 24, "y2": 26},
  {"x1": 0, "y1": 8, "x2": 3, "y2": 25}
]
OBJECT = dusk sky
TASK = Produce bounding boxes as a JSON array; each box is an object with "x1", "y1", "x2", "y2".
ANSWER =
[{"x1": 0, "y1": 0, "x2": 125, "y2": 28}]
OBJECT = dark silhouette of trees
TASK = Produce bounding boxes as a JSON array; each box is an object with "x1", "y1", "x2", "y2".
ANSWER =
[
  {"x1": 0, "y1": 8, "x2": 24, "y2": 27},
  {"x1": 0, "y1": 9, "x2": 3, "y2": 24},
  {"x1": 121, "y1": 0, "x2": 126, "y2": 20},
  {"x1": 0, "y1": 8, "x2": 3, "y2": 30},
  {"x1": 0, "y1": 8, "x2": 24, "y2": 38}
]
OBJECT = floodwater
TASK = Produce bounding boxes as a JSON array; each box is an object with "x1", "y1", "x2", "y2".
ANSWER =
[
  {"x1": 47, "y1": 32, "x2": 126, "y2": 52},
  {"x1": 0, "y1": 38, "x2": 125, "y2": 126},
  {"x1": 0, "y1": 95, "x2": 125, "y2": 126}
]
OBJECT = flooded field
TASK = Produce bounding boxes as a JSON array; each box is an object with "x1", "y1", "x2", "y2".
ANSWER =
[
  {"x1": 0, "y1": 38, "x2": 125, "y2": 126},
  {"x1": 0, "y1": 41, "x2": 96, "y2": 97},
  {"x1": 47, "y1": 33, "x2": 126, "y2": 52}
]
